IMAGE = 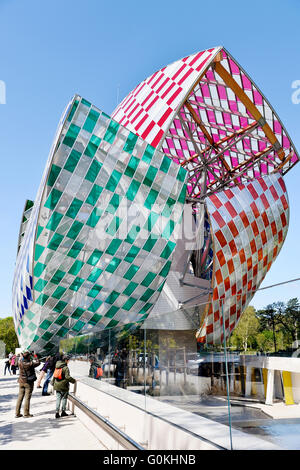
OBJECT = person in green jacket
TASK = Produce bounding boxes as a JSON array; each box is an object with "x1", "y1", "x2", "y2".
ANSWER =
[{"x1": 51, "y1": 355, "x2": 76, "y2": 419}]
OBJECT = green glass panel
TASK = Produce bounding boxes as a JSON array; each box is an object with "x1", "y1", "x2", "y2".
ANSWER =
[
  {"x1": 144, "y1": 189, "x2": 159, "y2": 209},
  {"x1": 106, "y1": 169, "x2": 122, "y2": 192},
  {"x1": 141, "y1": 272, "x2": 156, "y2": 287},
  {"x1": 46, "y1": 212, "x2": 63, "y2": 232},
  {"x1": 83, "y1": 109, "x2": 100, "y2": 133},
  {"x1": 50, "y1": 269, "x2": 65, "y2": 285},
  {"x1": 36, "y1": 294, "x2": 49, "y2": 306},
  {"x1": 106, "y1": 193, "x2": 120, "y2": 214},
  {"x1": 56, "y1": 327, "x2": 68, "y2": 338},
  {"x1": 66, "y1": 221, "x2": 84, "y2": 239},
  {"x1": 45, "y1": 188, "x2": 63, "y2": 211},
  {"x1": 178, "y1": 184, "x2": 187, "y2": 204},
  {"x1": 48, "y1": 233, "x2": 64, "y2": 251},
  {"x1": 55, "y1": 313, "x2": 68, "y2": 326},
  {"x1": 69, "y1": 277, "x2": 85, "y2": 291},
  {"x1": 122, "y1": 297, "x2": 137, "y2": 311},
  {"x1": 67, "y1": 99, "x2": 79, "y2": 122},
  {"x1": 106, "y1": 216, "x2": 121, "y2": 236},
  {"x1": 87, "y1": 267, "x2": 103, "y2": 283},
  {"x1": 124, "y1": 156, "x2": 139, "y2": 178},
  {"x1": 69, "y1": 260, "x2": 84, "y2": 276},
  {"x1": 42, "y1": 331, "x2": 53, "y2": 341},
  {"x1": 144, "y1": 212, "x2": 159, "y2": 231},
  {"x1": 34, "y1": 278, "x2": 48, "y2": 292},
  {"x1": 143, "y1": 166, "x2": 158, "y2": 187},
  {"x1": 160, "y1": 240, "x2": 176, "y2": 259},
  {"x1": 123, "y1": 132, "x2": 138, "y2": 153},
  {"x1": 66, "y1": 198, "x2": 83, "y2": 219},
  {"x1": 106, "y1": 257, "x2": 121, "y2": 273},
  {"x1": 105, "y1": 305, "x2": 119, "y2": 318},
  {"x1": 34, "y1": 262, "x2": 46, "y2": 277},
  {"x1": 67, "y1": 241, "x2": 84, "y2": 258},
  {"x1": 88, "y1": 299, "x2": 102, "y2": 313},
  {"x1": 142, "y1": 144, "x2": 155, "y2": 163},
  {"x1": 143, "y1": 235, "x2": 158, "y2": 252},
  {"x1": 47, "y1": 164, "x2": 62, "y2": 187},
  {"x1": 103, "y1": 120, "x2": 119, "y2": 144},
  {"x1": 71, "y1": 307, "x2": 85, "y2": 319},
  {"x1": 72, "y1": 320, "x2": 85, "y2": 332},
  {"x1": 87, "y1": 249, "x2": 103, "y2": 266},
  {"x1": 177, "y1": 166, "x2": 187, "y2": 182},
  {"x1": 140, "y1": 288, "x2": 155, "y2": 302},
  {"x1": 138, "y1": 303, "x2": 152, "y2": 314},
  {"x1": 126, "y1": 180, "x2": 141, "y2": 201},
  {"x1": 88, "y1": 313, "x2": 102, "y2": 326},
  {"x1": 33, "y1": 335, "x2": 40, "y2": 343},
  {"x1": 63, "y1": 123, "x2": 80, "y2": 147},
  {"x1": 106, "y1": 238, "x2": 122, "y2": 256},
  {"x1": 44, "y1": 341, "x2": 56, "y2": 351},
  {"x1": 125, "y1": 225, "x2": 140, "y2": 244},
  {"x1": 159, "y1": 260, "x2": 172, "y2": 278},
  {"x1": 124, "y1": 245, "x2": 140, "y2": 263},
  {"x1": 124, "y1": 264, "x2": 139, "y2": 280},
  {"x1": 85, "y1": 160, "x2": 102, "y2": 183},
  {"x1": 81, "y1": 98, "x2": 91, "y2": 107},
  {"x1": 34, "y1": 244, "x2": 45, "y2": 262},
  {"x1": 86, "y1": 184, "x2": 103, "y2": 206},
  {"x1": 162, "y1": 220, "x2": 175, "y2": 239},
  {"x1": 86, "y1": 207, "x2": 103, "y2": 228},
  {"x1": 64, "y1": 149, "x2": 81, "y2": 173},
  {"x1": 105, "y1": 291, "x2": 120, "y2": 304},
  {"x1": 106, "y1": 319, "x2": 119, "y2": 328},
  {"x1": 88, "y1": 285, "x2": 102, "y2": 298},
  {"x1": 123, "y1": 281, "x2": 138, "y2": 296},
  {"x1": 36, "y1": 226, "x2": 43, "y2": 240},
  {"x1": 159, "y1": 155, "x2": 172, "y2": 173},
  {"x1": 52, "y1": 286, "x2": 67, "y2": 299},
  {"x1": 84, "y1": 135, "x2": 101, "y2": 158}
]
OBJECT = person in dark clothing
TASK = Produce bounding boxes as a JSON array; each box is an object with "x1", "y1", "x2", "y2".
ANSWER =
[
  {"x1": 42, "y1": 352, "x2": 61, "y2": 396},
  {"x1": 112, "y1": 349, "x2": 128, "y2": 387},
  {"x1": 51, "y1": 355, "x2": 76, "y2": 418},
  {"x1": 15, "y1": 351, "x2": 40, "y2": 418},
  {"x1": 4, "y1": 356, "x2": 11, "y2": 375},
  {"x1": 88, "y1": 355, "x2": 103, "y2": 380}
]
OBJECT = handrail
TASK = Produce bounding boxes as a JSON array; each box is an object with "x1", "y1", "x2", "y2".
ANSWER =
[{"x1": 68, "y1": 382, "x2": 144, "y2": 451}]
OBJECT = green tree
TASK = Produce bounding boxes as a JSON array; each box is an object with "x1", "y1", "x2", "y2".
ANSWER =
[
  {"x1": 0, "y1": 317, "x2": 19, "y2": 354},
  {"x1": 229, "y1": 306, "x2": 259, "y2": 352}
]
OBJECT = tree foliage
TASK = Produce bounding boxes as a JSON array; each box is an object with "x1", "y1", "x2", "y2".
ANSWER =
[{"x1": 0, "y1": 317, "x2": 19, "y2": 354}]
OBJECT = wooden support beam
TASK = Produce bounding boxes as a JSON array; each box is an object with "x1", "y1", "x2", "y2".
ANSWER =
[
  {"x1": 185, "y1": 101, "x2": 216, "y2": 147},
  {"x1": 214, "y1": 62, "x2": 285, "y2": 161}
]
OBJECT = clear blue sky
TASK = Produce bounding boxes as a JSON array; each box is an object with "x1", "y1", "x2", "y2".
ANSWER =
[{"x1": 0, "y1": 0, "x2": 299, "y2": 318}]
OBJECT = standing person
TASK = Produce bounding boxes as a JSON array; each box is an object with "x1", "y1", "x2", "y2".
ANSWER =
[
  {"x1": 88, "y1": 355, "x2": 103, "y2": 380},
  {"x1": 4, "y1": 355, "x2": 11, "y2": 375},
  {"x1": 51, "y1": 355, "x2": 76, "y2": 418},
  {"x1": 15, "y1": 351, "x2": 40, "y2": 418},
  {"x1": 10, "y1": 354, "x2": 17, "y2": 375},
  {"x1": 36, "y1": 356, "x2": 49, "y2": 388},
  {"x1": 42, "y1": 352, "x2": 60, "y2": 396}
]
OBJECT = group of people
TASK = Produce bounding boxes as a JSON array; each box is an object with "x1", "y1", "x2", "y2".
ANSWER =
[
  {"x1": 12, "y1": 350, "x2": 76, "y2": 419},
  {"x1": 4, "y1": 352, "x2": 20, "y2": 375}
]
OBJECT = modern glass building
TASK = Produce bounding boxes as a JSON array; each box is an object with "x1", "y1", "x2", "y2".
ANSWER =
[{"x1": 13, "y1": 46, "x2": 298, "y2": 357}]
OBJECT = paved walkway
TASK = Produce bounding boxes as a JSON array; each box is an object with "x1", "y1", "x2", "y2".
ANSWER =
[{"x1": 0, "y1": 361, "x2": 106, "y2": 450}]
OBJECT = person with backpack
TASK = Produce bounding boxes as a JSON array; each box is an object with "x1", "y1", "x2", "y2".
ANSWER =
[
  {"x1": 42, "y1": 352, "x2": 61, "y2": 396},
  {"x1": 15, "y1": 351, "x2": 40, "y2": 418},
  {"x1": 51, "y1": 355, "x2": 76, "y2": 418},
  {"x1": 88, "y1": 355, "x2": 103, "y2": 380}
]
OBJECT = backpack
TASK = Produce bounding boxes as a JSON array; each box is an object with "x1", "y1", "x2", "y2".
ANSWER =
[
  {"x1": 96, "y1": 366, "x2": 103, "y2": 379},
  {"x1": 53, "y1": 368, "x2": 63, "y2": 380}
]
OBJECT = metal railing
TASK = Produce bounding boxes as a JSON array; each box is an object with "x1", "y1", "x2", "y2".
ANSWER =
[{"x1": 68, "y1": 382, "x2": 145, "y2": 451}]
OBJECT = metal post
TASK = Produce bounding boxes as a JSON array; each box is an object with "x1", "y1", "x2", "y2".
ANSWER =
[{"x1": 221, "y1": 299, "x2": 233, "y2": 450}]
